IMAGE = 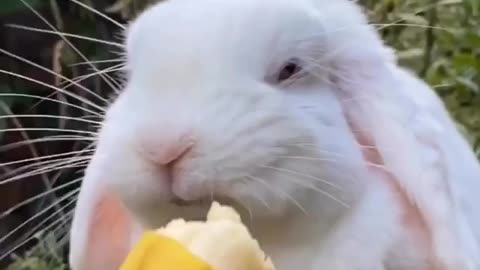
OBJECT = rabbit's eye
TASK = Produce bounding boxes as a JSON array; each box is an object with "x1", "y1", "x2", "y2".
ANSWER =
[{"x1": 277, "y1": 60, "x2": 302, "y2": 82}]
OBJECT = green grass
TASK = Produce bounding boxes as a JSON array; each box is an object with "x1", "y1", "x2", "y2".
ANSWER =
[{"x1": 5, "y1": 232, "x2": 68, "y2": 270}]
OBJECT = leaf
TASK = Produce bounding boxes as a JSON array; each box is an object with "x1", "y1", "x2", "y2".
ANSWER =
[
  {"x1": 397, "y1": 48, "x2": 424, "y2": 59},
  {"x1": 452, "y1": 53, "x2": 478, "y2": 73},
  {"x1": 438, "y1": 0, "x2": 463, "y2": 5},
  {"x1": 396, "y1": 13, "x2": 429, "y2": 25},
  {"x1": 456, "y1": 77, "x2": 480, "y2": 93},
  {"x1": 464, "y1": 0, "x2": 480, "y2": 16},
  {"x1": 464, "y1": 31, "x2": 480, "y2": 47}
]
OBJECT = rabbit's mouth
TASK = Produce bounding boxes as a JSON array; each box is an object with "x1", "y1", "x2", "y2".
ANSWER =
[
  {"x1": 170, "y1": 195, "x2": 236, "y2": 208},
  {"x1": 170, "y1": 197, "x2": 208, "y2": 207}
]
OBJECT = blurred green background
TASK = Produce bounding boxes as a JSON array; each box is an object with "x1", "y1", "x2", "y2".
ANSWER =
[{"x1": 0, "y1": 0, "x2": 479, "y2": 269}]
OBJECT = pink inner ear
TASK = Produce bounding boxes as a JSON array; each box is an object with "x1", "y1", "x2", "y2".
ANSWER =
[
  {"x1": 86, "y1": 188, "x2": 135, "y2": 270},
  {"x1": 348, "y1": 120, "x2": 434, "y2": 259}
]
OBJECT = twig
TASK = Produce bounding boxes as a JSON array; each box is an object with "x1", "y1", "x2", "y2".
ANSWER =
[{"x1": 420, "y1": 1, "x2": 438, "y2": 77}]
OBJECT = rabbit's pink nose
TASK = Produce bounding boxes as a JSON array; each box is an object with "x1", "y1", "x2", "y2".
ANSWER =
[{"x1": 142, "y1": 133, "x2": 195, "y2": 167}]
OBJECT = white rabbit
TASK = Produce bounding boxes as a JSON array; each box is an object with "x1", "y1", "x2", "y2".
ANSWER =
[{"x1": 69, "y1": 0, "x2": 480, "y2": 269}]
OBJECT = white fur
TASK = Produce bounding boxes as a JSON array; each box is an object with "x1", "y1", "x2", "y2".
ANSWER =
[{"x1": 69, "y1": 0, "x2": 480, "y2": 269}]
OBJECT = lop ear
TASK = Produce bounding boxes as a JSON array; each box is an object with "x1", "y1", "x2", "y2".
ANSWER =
[
  {"x1": 333, "y1": 49, "x2": 480, "y2": 269},
  {"x1": 69, "y1": 173, "x2": 143, "y2": 270}
]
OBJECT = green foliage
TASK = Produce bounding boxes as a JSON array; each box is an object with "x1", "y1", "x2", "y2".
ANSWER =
[
  {"x1": 362, "y1": 0, "x2": 480, "y2": 155},
  {"x1": 5, "y1": 232, "x2": 68, "y2": 270},
  {"x1": 0, "y1": 0, "x2": 47, "y2": 16},
  {"x1": 6, "y1": 256, "x2": 67, "y2": 270}
]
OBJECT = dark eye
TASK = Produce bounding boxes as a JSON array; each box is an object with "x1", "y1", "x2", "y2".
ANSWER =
[{"x1": 277, "y1": 60, "x2": 302, "y2": 82}]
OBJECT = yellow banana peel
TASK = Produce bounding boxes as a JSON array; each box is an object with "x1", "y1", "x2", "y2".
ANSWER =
[{"x1": 120, "y1": 202, "x2": 275, "y2": 270}]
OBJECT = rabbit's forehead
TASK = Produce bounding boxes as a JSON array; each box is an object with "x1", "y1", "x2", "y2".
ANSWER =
[{"x1": 125, "y1": 0, "x2": 325, "y2": 79}]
